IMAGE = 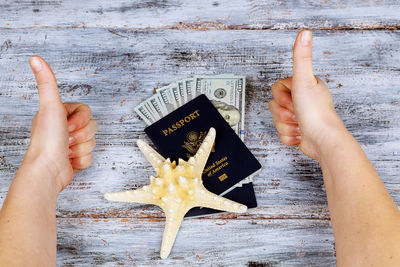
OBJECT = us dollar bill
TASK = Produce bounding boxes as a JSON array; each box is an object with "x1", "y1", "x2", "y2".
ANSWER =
[
  {"x1": 157, "y1": 86, "x2": 176, "y2": 113},
  {"x1": 147, "y1": 94, "x2": 166, "y2": 118},
  {"x1": 135, "y1": 75, "x2": 246, "y2": 140},
  {"x1": 144, "y1": 101, "x2": 160, "y2": 121},
  {"x1": 177, "y1": 80, "x2": 187, "y2": 103},
  {"x1": 194, "y1": 75, "x2": 246, "y2": 140},
  {"x1": 184, "y1": 79, "x2": 195, "y2": 101},
  {"x1": 169, "y1": 83, "x2": 182, "y2": 107},
  {"x1": 134, "y1": 103, "x2": 154, "y2": 125}
]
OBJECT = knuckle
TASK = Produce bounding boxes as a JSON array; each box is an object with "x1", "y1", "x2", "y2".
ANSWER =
[
  {"x1": 90, "y1": 119, "x2": 98, "y2": 132},
  {"x1": 80, "y1": 103, "x2": 90, "y2": 110},
  {"x1": 268, "y1": 100, "x2": 274, "y2": 111},
  {"x1": 78, "y1": 121, "x2": 97, "y2": 142},
  {"x1": 72, "y1": 139, "x2": 94, "y2": 156},
  {"x1": 75, "y1": 161, "x2": 85, "y2": 169},
  {"x1": 75, "y1": 154, "x2": 93, "y2": 169},
  {"x1": 75, "y1": 158, "x2": 84, "y2": 168},
  {"x1": 272, "y1": 118, "x2": 278, "y2": 127},
  {"x1": 277, "y1": 110, "x2": 289, "y2": 121},
  {"x1": 81, "y1": 128, "x2": 90, "y2": 140},
  {"x1": 302, "y1": 55, "x2": 313, "y2": 62},
  {"x1": 76, "y1": 144, "x2": 85, "y2": 155},
  {"x1": 83, "y1": 140, "x2": 95, "y2": 153},
  {"x1": 75, "y1": 131, "x2": 87, "y2": 143},
  {"x1": 281, "y1": 110, "x2": 295, "y2": 122},
  {"x1": 271, "y1": 82, "x2": 279, "y2": 94},
  {"x1": 37, "y1": 80, "x2": 52, "y2": 89},
  {"x1": 279, "y1": 135, "x2": 290, "y2": 145},
  {"x1": 284, "y1": 138, "x2": 294, "y2": 146},
  {"x1": 277, "y1": 123, "x2": 294, "y2": 136},
  {"x1": 277, "y1": 123, "x2": 288, "y2": 135},
  {"x1": 273, "y1": 120, "x2": 283, "y2": 132},
  {"x1": 83, "y1": 154, "x2": 94, "y2": 167},
  {"x1": 269, "y1": 99, "x2": 280, "y2": 112},
  {"x1": 282, "y1": 124, "x2": 296, "y2": 135},
  {"x1": 75, "y1": 103, "x2": 92, "y2": 118},
  {"x1": 84, "y1": 105, "x2": 93, "y2": 118},
  {"x1": 90, "y1": 138, "x2": 96, "y2": 149}
]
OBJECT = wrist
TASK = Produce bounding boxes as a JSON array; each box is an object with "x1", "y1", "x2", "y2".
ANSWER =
[
  {"x1": 311, "y1": 113, "x2": 351, "y2": 162},
  {"x1": 19, "y1": 152, "x2": 63, "y2": 197},
  {"x1": 315, "y1": 123, "x2": 354, "y2": 164}
]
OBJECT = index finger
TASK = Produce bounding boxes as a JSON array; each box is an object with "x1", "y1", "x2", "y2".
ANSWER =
[
  {"x1": 271, "y1": 78, "x2": 294, "y2": 112},
  {"x1": 64, "y1": 103, "x2": 92, "y2": 132}
]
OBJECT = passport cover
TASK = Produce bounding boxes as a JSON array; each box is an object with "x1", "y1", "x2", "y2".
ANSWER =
[{"x1": 144, "y1": 94, "x2": 261, "y2": 216}]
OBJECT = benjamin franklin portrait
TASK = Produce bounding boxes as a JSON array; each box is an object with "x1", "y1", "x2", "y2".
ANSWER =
[{"x1": 211, "y1": 100, "x2": 241, "y2": 127}]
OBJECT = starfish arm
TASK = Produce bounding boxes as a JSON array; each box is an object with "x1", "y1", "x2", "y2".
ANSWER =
[
  {"x1": 160, "y1": 207, "x2": 187, "y2": 259},
  {"x1": 195, "y1": 189, "x2": 248, "y2": 213},
  {"x1": 137, "y1": 139, "x2": 165, "y2": 170},
  {"x1": 192, "y1": 127, "x2": 216, "y2": 176},
  {"x1": 104, "y1": 188, "x2": 158, "y2": 205}
]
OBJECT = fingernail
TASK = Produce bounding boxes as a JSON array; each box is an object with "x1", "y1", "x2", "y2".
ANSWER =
[
  {"x1": 301, "y1": 30, "x2": 312, "y2": 46},
  {"x1": 296, "y1": 135, "x2": 302, "y2": 140},
  {"x1": 69, "y1": 136, "x2": 75, "y2": 144},
  {"x1": 68, "y1": 124, "x2": 76, "y2": 132},
  {"x1": 68, "y1": 149, "x2": 73, "y2": 155},
  {"x1": 291, "y1": 114, "x2": 297, "y2": 121},
  {"x1": 29, "y1": 56, "x2": 42, "y2": 72},
  {"x1": 295, "y1": 127, "x2": 301, "y2": 134}
]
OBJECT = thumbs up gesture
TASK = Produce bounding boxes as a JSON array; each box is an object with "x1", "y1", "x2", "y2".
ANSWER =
[
  {"x1": 269, "y1": 30, "x2": 345, "y2": 160},
  {"x1": 25, "y1": 56, "x2": 97, "y2": 192}
]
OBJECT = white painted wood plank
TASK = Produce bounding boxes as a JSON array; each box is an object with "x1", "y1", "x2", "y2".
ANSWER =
[
  {"x1": 56, "y1": 217, "x2": 335, "y2": 266},
  {"x1": 0, "y1": 0, "x2": 399, "y2": 30}
]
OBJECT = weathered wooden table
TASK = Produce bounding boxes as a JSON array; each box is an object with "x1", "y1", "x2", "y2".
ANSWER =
[{"x1": 1, "y1": 1, "x2": 399, "y2": 266}]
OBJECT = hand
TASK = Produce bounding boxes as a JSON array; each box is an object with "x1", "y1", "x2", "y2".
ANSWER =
[
  {"x1": 23, "y1": 56, "x2": 98, "y2": 193},
  {"x1": 268, "y1": 30, "x2": 346, "y2": 160}
]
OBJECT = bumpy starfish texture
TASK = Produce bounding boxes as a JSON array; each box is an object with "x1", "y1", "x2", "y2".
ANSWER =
[{"x1": 104, "y1": 127, "x2": 247, "y2": 259}]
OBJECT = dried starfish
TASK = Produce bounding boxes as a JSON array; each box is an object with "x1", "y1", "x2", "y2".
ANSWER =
[{"x1": 104, "y1": 127, "x2": 247, "y2": 259}]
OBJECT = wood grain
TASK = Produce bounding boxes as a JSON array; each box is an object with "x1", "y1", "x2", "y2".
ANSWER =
[
  {"x1": 1, "y1": 0, "x2": 399, "y2": 30},
  {"x1": 0, "y1": 1, "x2": 399, "y2": 266},
  {"x1": 56, "y1": 217, "x2": 335, "y2": 266}
]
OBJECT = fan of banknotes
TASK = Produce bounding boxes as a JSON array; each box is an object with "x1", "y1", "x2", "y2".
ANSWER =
[
  {"x1": 135, "y1": 74, "x2": 254, "y2": 195},
  {"x1": 135, "y1": 74, "x2": 246, "y2": 141}
]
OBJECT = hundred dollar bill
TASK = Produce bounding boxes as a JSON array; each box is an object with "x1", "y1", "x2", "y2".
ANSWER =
[
  {"x1": 195, "y1": 75, "x2": 246, "y2": 140},
  {"x1": 177, "y1": 80, "x2": 187, "y2": 103},
  {"x1": 143, "y1": 101, "x2": 160, "y2": 121},
  {"x1": 194, "y1": 75, "x2": 237, "y2": 97},
  {"x1": 156, "y1": 94, "x2": 168, "y2": 115},
  {"x1": 184, "y1": 79, "x2": 195, "y2": 101},
  {"x1": 170, "y1": 83, "x2": 182, "y2": 107},
  {"x1": 134, "y1": 103, "x2": 154, "y2": 125},
  {"x1": 147, "y1": 94, "x2": 166, "y2": 118},
  {"x1": 194, "y1": 77, "x2": 205, "y2": 96},
  {"x1": 158, "y1": 86, "x2": 176, "y2": 113}
]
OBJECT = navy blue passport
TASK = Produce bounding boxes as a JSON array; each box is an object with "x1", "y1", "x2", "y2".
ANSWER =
[{"x1": 144, "y1": 94, "x2": 260, "y2": 217}]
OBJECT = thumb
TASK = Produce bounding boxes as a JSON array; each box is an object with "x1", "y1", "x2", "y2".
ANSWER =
[
  {"x1": 29, "y1": 56, "x2": 62, "y2": 109},
  {"x1": 293, "y1": 30, "x2": 317, "y2": 89}
]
